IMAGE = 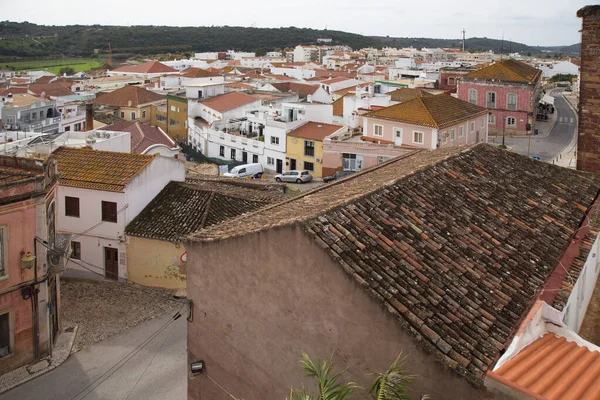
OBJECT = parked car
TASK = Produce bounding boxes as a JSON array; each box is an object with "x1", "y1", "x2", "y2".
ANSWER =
[
  {"x1": 275, "y1": 170, "x2": 313, "y2": 183},
  {"x1": 323, "y1": 170, "x2": 355, "y2": 183},
  {"x1": 565, "y1": 86, "x2": 573, "y2": 92},
  {"x1": 223, "y1": 163, "x2": 263, "y2": 179}
]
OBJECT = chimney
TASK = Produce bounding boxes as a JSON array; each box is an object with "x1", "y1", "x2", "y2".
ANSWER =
[
  {"x1": 5, "y1": 93, "x2": 13, "y2": 103},
  {"x1": 85, "y1": 103, "x2": 94, "y2": 132},
  {"x1": 576, "y1": 5, "x2": 600, "y2": 172},
  {"x1": 128, "y1": 100, "x2": 132, "y2": 107},
  {"x1": 307, "y1": 94, "x2": 313, "y2": 103}
]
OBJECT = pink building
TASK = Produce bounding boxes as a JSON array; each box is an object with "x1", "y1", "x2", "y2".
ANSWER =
[
  {"x1": 457, "y1": 59, "x2": 542, "y2": 136},
  {"x1": 0, "y1": 155, "x2": 67, "y2": 375}
]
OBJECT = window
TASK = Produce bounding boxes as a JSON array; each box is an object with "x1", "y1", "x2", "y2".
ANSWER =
[
  {"x1": 74, "y1": 123, "x2": 81, "y2": 131},
  {"x1": 470, "y1": 122, "x2": 475, "y2": 132},
  {"x1": 23, "y1": 113, "x2": 30, "y2": 122},
  {"x1": 71, "y1": 241, "x2": 81, "y2": 260},
  {"x1": 101, "y1": 201, "x2": 117, "y2": 223},
  {"x1": 304, "y1": 140, "x2": 315, "y2": 157},
  {"x1": 0, "y1": 311, "x2": 11, "y2": 358},
  {"x1": 413, "y1": 131, "x2": 424, "y2": 144},
  {"x1": 373, "y1": 124, "x2": 383, "y2": 136},
  {"x1": 253, "y1": 154, "x2": 258, "y2": 163},
  {"x1": 486, "y1": 92, "x2": 496, "y2": 108},
  {"x1": 32, "y1": 112, "x2": 37, "y2": 120},
  {"x1": 393, "y1": 128, "x2": 402, "y2": 143},
  {"x1": 142, "y1": 111, "x2": 146, "y2": 119},
  {"x1": 156, "y1": 114, "x2": 167, "y2": 123},
  {"x1": 219, "y1": 146, "x2": 225, "y2": 157},
  {"x1": 170, "y1": 118, "x2": 176, "y2": 126},
  {"x1": 270, "y1": 136, "x2": 279, "y2": 145},
  {"x1": 448, "y1": 77, "x2": 455, "y2": 85},
  {"x1": 120, "y1": 112, "x2": 125, "y2": 118},
  {"x1": 507, "y1": 93, "x2": 517, "y2": 110},
  {"x1": 65, "y1": 196, "x2": 80, "y2": 217},
  {"x1": 303, "y1": 161, "x2": 314, "y2": 171},
  {"x1": 459, "y1": 126, "x2": 464, "y2": 137},
  {"x1": 39, "y1": 111, "x2": 44, "y2": 119},
  {"x1": 442, "y1": 131, "x2": 447, "y2": 143},
  {"x1": 377, "y1": 156, "x2": 390, "y2": 164},
  {"x1": 481, "y1": 118, "x2": 484, "y2": 128},
  {"x1": 506, "y1": 117, "x2": 516, "y2": 127},
  {"x1": 170, "y1": 105, "x2": 177, "y2": 112},
  {"x1": 267, "y1": 157, "x2": 274, "y2": 166},
  {"x1": 231, "y1": 149, "x2": 236, "y2": 159},
  {"x1": 342, "y1": 153, "x2": 363, "y2": 171},
  {"x1": 64, "y1": 126, "x2": 71, "y2": 132},
  {"x1": 489, "y1": 115, "x2": 496, "y2": 125},
  {"x1": 468, "y1": 89, "x2": 478, "y2": 105},
  {"x1": 131, "y1": 112, "x2": 136, "y2": 120},
  {"x1": 198, "y1": 90, "x2": 203, "y2": 98}
]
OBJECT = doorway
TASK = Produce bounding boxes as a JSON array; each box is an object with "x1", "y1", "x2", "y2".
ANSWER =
[
  {"x1": 276, "y1": 159, "x2": 283, "y2": 174},
  {"x1": 242, "y1": 151, "x2": 248, "y2": 163},
  {"x1": 289, "y1": 158, "x2": 297, "y2": 171},
  {"x1": 104, "y1": 247, "x2": 118, "y2": 281},
  {"x1": 394, "y1": 128, "x2": 402, "y2": 146}
]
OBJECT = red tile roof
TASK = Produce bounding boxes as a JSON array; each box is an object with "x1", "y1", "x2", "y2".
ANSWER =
[
  {"x1": 34, "y1": 75, "x2": 56, "y2": 84},
  {"x1": 199, "y1": 92, "x2": 259, "y2": 113},
  {"x1": 53, "y1": 147, "x2": 154, "y2": 192},
  {"x1": 111, "y1": 61, "x2": 178, "y2": 74},
  {"x1": 181, "y1": 68, "x2": 222, "y2": 78},
  {"x1": 332, "y1": 95, "x2": 345, "y2": 117},
  {"x1": 490, "y1": 333, "x2": 600, "y2": 400},
  {"x1": 388, "y1": 88, "x2": 434, "y2": 103},
  {"x1": 93, "y1": 85, "x2": 165, "y2": 107},
  {"x1": 287, "y1": 121, "x2": 343, "y2": 141},
  {"x1": 365, "y1": 94, "x2": 487, "y2": 129},
  {"x1": 224, "y1": 82, "x2": 254, "y2": 89},
  {"x1": 28, "y1": 83, "x2": 75, "y2": 98},
  {"x1": 99, "y1": 120, "x2": 179, "y2": 154},
  {"x1": 271, "y1": 82, "x2": 320, "y2": 97},
  {"x1": 464, "y1": 59, "x2": 541, "y2": 84},
  {"x1": 320, "y1": 77, "x2": 352, "y2": 85},
  {"x1": 0, "y1": 87, "x2": 28, "y2": 96}
]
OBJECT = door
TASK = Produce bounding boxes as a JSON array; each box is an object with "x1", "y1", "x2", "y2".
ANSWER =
[
  {"x1": 394, "y1": 128, "x2": 402, "y2": 146},
  {"x1": 276, "y1": 159, "x2": 283, "y2": 174},
  {"x1": 289, "y1": 159, "x2": 297, "y2": 171},
  {"x1": 104, "y1": 247, "x2": 118, "y2": 280},
  {"x1": 49, "y1": 277, "x2": 59, "y2": 344},
  {"x1": 476, "y1": 131, "x2": 480, "y2": 142},
  {"x1": 242, "y1": 151, "x2": 248, "y2": 163}
]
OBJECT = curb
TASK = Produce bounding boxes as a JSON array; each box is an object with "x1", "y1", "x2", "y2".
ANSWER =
[{"x1": 0, "y1": 325, "x2": 78, "y2": 394}]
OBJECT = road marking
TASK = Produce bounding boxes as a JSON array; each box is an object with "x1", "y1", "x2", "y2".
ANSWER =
[
  {"x1": 570, "y1": 118, "x2": 574, "y2": 124},
  {"x1": 559, "y1": 117, "x2": 563, "y2": 123}
]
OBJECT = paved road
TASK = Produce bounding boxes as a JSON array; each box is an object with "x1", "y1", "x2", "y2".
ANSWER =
[
  {"x1": 3, "y1": 313, "x2": 186, "y2": 400},
  {"x1": 490, "y1": 91, "x2": 577, "y2": 162}
]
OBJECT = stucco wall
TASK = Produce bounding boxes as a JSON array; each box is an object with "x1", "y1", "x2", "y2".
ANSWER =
[
  {"x1": 126, "y1": 236, "x2": 186, "y2": 289},
  {"x1": 186, "y1": 226, "x2": 487, "y2": 400},
  {"x1": 286, "y1": 137, "x2": 323, "y2": 177}
]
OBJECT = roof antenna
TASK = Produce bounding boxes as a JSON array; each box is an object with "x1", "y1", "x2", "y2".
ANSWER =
[
  {"x1": 500, "y1": 32, "x2": 504, "y2": 60},
  {"x1": 461, "y1": 28, "x2": 466, "y2": 51}
]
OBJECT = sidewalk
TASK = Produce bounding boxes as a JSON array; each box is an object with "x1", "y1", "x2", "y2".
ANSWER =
[
  {"x1": 552, "y1": 93, "x2": 578, "y2": 169},
  {"x1": 0, "y1": 323, "x2": 78, "y2": 394}
]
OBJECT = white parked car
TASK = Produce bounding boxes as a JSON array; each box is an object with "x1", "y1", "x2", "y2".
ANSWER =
[
  {"x1": 223, "y1": 163, "x2": 264, "y2": 178},
  {"x1": 275, "y1": 170, "x2": 313, "y2": 183}
]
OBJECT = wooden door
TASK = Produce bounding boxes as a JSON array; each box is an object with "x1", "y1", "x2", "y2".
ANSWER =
[{"x1": 104, "y1": 247, "x2": 118, "y2": 280}]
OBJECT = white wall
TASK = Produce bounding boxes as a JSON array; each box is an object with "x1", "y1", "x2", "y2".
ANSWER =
[
  {"x1": 91, "y1": 132, "x2": 132, "y2": 153},
  {"x1": 184, "y1": 83, "x2": 225, "y2": 100},
  {"x1": 270, "y1": 67, "x2": 316, "y2": 80},
  {"x1": 303, "y1": 104, "x2": 334, "y2": 124},
  {"x1": 142, "y1": 144, "x2": 180, "y2": 158}
]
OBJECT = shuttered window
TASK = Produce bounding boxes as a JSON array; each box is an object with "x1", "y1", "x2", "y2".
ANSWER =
[{"x1": 101, "y1": 201, "x2": 118, "y2": 223}]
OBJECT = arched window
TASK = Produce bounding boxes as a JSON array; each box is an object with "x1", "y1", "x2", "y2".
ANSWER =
[
  {"x1": 507, "y1": 93, "x2": 517, "y2": 110},
  {"x1": 468, "y1": 89, "x2": 478, "y2": 104}
]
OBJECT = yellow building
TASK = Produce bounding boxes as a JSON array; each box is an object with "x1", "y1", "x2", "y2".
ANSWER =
[
  {"x1": 151, "y1": 95, "x2": 189, "y2": 142},
  {"x1": 285, "y1": 121, "x2": 345, "y2": 178},
  {"x1": 125, "y1": 178, "x2": 285, "y2": 290},
  {"x1": 92, "y1": 85, "x2": 165, "y2": 124}
]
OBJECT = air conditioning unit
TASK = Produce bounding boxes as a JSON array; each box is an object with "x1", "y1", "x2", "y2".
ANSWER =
[
  {"x1": 4, "y1": 124, "x2": 10, "y2": 130},
  {"x1": 316, "y1": 157, "x2": 323, "y2": 163}
]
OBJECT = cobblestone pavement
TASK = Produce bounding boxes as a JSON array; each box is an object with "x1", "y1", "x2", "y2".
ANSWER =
[{"x1": 61, "y1": 278, "x2": 181, "y2": 352}]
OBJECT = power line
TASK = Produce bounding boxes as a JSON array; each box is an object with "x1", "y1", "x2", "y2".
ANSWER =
[{"x1": 71, "y1": 204, "x2": 129, "y2": 239}]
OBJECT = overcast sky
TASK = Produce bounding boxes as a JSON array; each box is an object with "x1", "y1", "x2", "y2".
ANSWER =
[{"x1": 2, "y1": 0, "x2": 586, "y2": 46}]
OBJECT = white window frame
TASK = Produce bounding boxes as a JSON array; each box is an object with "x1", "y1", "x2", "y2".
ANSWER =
[
  {"x1": 470, "y1": 121, "x2": 475, "y2": 132},
  {"x1": 507, "y1": 93, "x2": 517, "y2": 110},
  {"x1": 267, "y1": 157, "x2": 274, "y2": 166},
  {"x1": 468, "y1": 88, "x2": 478, "y2": 105},
  {"x1": 442, "y1": 131, "x2": 447, "y2": 143},
  {"x1": 489, "y1": 115, "x2": 496, "y2": 125},
  {"x1": 412, "y1": 131, "x2": 424, "y2": 144},
  {"x1": 0, "y1": 225, "x2": 7, "y2": 280},
  {"x1": 486, "y1": 91, "x2": 496, "y2": 108},
  {"x1": 0, "y1": 308, "x2": 14, "y2": 358},
  {"x1": 481, "y1": 118, "x2": 485, "y2": 128},
  {"x1": 373, "y1": 124, "x2": 384, "y2": 137},
  {"x1": 450, "y1": 128, "x2": 456, "y2": 140},
  {"x1": 393, "y1": 127, "x2": 402, "y2": 142},
  {"x1": 506, "y1": 117, "x2": 516, "y2": 127},
  {"x1": 270, "y1": 136, "x2": 279, "y2": 145}
]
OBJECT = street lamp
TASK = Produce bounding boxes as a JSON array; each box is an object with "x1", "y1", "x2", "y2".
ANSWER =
[{"x1": 501, "y1": 115, "x2": 507, "y2": 149}]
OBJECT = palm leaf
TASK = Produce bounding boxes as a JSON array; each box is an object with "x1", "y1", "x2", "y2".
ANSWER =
[
  {"x1": 369, "y1": 353, "x2": 415, "y2": 400},
  {"x1": 298, "y1": 351, "x2": 358, "y2": 400}
]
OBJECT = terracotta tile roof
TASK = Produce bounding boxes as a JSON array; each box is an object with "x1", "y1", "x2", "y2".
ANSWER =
[
  {"x1": 0, "y1": 166, "x2": 42, "y2": 186},
  {"x1": 111, "y1": 61, "x2": 178, "y2": 74},
  {"x1": 126, "y1": 180, "x2": 284, "y2": 242},
  {"x1": 93, "y1": 85, "x2": 165, "y2": 107},
  {"x1": 53, "y1": 147, "x2": 154, "y2": 192},
  {"x1": 320, "y1": 77, "x2": 352, "y2": 85},
  {"x1": 287, "y1": 121, "x2": 344, "y2": 141},
  {"x1": 198, "y1": 91, "x2": 259, "y2": 113},
  {"x1": 332, "y1": 95, "x2": 345, "y2": 117},
  {"x1": 389, "y1": 88, "x2": 434, "y2": 103},
  {"x1": 314, "y1": 70, "x2": 357, "y2": 79},
  {"x1": 490, "y1": 333, "x2": 600, "y2": 399},
  {"x1": 332, "y1": 83, "x2": 370, "y2": 97},
  {"x1": 463, "y1": 59, "x2": 541, "y2": 84},
  {"x1": 0, "y1": 87, "x2": 28, "y2": 96},
  {"x1": 224, "y1": 82, "x2": 254, "y2": 89},
  {"x1": 263, "y1": 73, "x2": 296, "y2": 81},
  {"x1": 2, "y1": 93, "x2": 42, "y2": 108},
  {"x1": 29, "y1": 83, "x2": 75, "y2": 97},
  {"x1": 34, "y1": 75, "x2": 56, "y2": 84},
  {"x1": 271, "y1": 82, "x2": 320, "y2": 97},
  {"x1": 99, "y1": 120, "x2": 179, "y2": 154},
  {"x1": 188, "y1": 144, "x2": 600, "y2": 385},
  {"x1": 181, "y1": 68, "x2": 222, "y2": 78},
  {"x1": 364, "y1": 94, "x2": 487, "y2": 129}
]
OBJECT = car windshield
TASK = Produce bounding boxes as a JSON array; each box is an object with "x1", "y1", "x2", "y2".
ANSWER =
[
  {"x1": 230, "y1": 167, "x2": 240, "y2": 174},
  {"x1": 301, "y1": 171, "x2": 309, "y2": 175}
]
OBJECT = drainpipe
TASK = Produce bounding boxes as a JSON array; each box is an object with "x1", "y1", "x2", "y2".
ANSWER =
[{"x1": 32, "y1": 238, "x2": 40, "y2": 359}]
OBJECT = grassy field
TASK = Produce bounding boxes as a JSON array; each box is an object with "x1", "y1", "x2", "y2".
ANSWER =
[{"x1": 2, "y1": 58, "x2": 104, "y2": 74}]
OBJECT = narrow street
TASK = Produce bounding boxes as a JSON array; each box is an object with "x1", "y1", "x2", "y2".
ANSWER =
[{"x1": 490, "y1": 90, "x2": 577, "y2": 162}]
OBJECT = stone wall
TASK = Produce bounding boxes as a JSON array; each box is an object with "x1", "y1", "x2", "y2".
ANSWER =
[{"x1": 577, "y1": 6, "x2": 600, "y2": 172}]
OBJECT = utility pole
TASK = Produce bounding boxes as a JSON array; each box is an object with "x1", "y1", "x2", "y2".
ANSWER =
[
  {"x1": 502, "y1": 116, "x2": 506, "y2": 148},
  {"x1": 462, "y1": 29, "x2": 466, "y2": 51},
  {"x1": 501, "y1": 33, "x2": 504, "y2": 60}
]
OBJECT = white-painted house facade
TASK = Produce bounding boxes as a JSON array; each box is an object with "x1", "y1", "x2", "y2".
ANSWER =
[{"x1": 54, "y1": 147, "x2": 185, "y2": 281}]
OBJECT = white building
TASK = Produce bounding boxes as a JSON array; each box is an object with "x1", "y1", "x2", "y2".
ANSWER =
[
  {"x1": 540, "y1": 60, "x2": 580, "y2": 79},
  {"x1": 241, "y1": 56, "x2": 287, "y2": 69},
  {"x1": 269, "y1": 66, "x2": 316, "y2": 80},
  {"x1": 319, "y1": 77, "x2": 365, "y2": 95},
  {"x1": 55, "y1": 147, "x2": 185, "y2": 280},
  {"x1": 293, "y1": 45, "x2": 318, "y2": 62},
  {"x1": 57, "y1": 101, "x2": 87, "y2": 133},
  {"x1": 161, "y1": 59, "x2": 210, "y2": 71},
  {"x1": 227, "y1": 51, "x2": 256, "y2": 60},
  {"x1": 188, "y1": 91, "x2": 262, "y2": 125}
]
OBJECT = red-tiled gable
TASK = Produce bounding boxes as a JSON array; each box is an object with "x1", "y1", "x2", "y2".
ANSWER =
[
  {"x1": 99, "y1": 120, "x2": 178, "y2": 154},
  {"x1": 332, "y1": 83, "x2": 370, "y2": 97},
  {"x1": 0, "y1": 87, "x2": 27, "y2": 96},
  {"x1": 111, "y1": 61, "x2": 177, "y2": 74},
  {"x1": 365, "y1": 94, "x2": 487, "y2": 129},
  {"x1": 314, "y1": 69, "x2": 356, "y2": 79},
  {"x1": 181, "y1": 68, "x2": 222, "y2": 78},
  {"x1": 34, "y1": 75, "x2": 56, "y2": 84},
  {"x1": 205, "y1": 67, "x2": 223, "y2": 73},
  {"x1": 199, "y1": 92, "x2": 258, "y2": 113},
  {"x1": 188, "y1": 144, "x2": 600, "y2": 385},
  {"x1": 271, "y1": 82, "x2": 319, "y2": 97},
  {"x1": 490, "y1": 333, "x2": 600, "y2": 400},
  {"x1": 320, "y1": 77, "x2": 353, "y2": 85},
  {"x1": 263, "y1": 74, "x2": 296, "y2": 81},
  {"x1": 287, "y1": 121, "x2": 343, "y2": 141},
  {"x1": 332, "y1": 95, "x2": 345, "y2": 117},
  {"x1": 93, "y1": 85, "x2": 165, "y2": 107},
  {"x1": 464, "y1": 59, "x2": 541, "y2": 84},
  {"x1": 224, "y1": 82, "x2": 254, "y2": 89},
  {"x1": 53, "y1": 147, "x2": 154, "y2": 192},
  {"x1": 389, "y1": 88, "x2": 434, "y2": 103},
  {"x1": 29, "y1": 83, "x2": 75, "y2": 97}
]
